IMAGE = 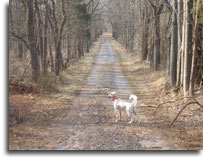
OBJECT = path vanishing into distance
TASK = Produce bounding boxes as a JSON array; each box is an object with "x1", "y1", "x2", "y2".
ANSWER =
[{"x1": 55, "y1": 34, "x2": 174, "y2": 150}]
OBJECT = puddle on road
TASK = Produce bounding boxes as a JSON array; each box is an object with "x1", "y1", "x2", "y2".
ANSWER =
[
  {"x1": 139, "y1": 139, "x2": 169, "y2": 150},
  {"x1": 56, "y1": 126, "x2": 86, "y2": 150}
]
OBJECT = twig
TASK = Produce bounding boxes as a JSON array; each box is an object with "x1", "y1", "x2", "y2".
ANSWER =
[{"x1": 169, "y1": 101, "x2": 203, "y2": 128}]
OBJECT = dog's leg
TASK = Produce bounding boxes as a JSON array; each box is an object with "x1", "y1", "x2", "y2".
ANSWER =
[
  {"x1": 128, "y1": 117, "x2": 133, "y2": 124},
  {"x1": 133, "y1": 108, "x2": 141, "y2": 124},
  {"x1": 115, "y1": 110, "x2": 120, "y2": 122},
  {"x1": 119, "y1": 110, "x2": 121, "y2": 121},
  {"x1": 126, "y1": 110, "x2": 133, "y2": 124}
]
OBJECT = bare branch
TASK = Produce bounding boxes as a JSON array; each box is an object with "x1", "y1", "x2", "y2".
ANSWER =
[
  {"x1": 157, "y1": 3, "x2": 164, "y2": 15},
  {"x1": 170, "y1": 101, "x2": 203, "y2": 127},
  {"x1": 147, "y1": 0, "x2": 157, "y2": 9},
  {"x1": 10, "y1": 32, "x2": 29, "y2": 49}
]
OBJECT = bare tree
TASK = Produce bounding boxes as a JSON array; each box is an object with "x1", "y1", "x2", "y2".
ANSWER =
[
  {"x1": 48, "y1": 0, "x2": 67, "y2": 76},
  {"x1": 27, "y1": 0, "x2": 40, "y2": 82},
  {"x1": 170, "y1": 0, "x2": 178, "y2": 87},
  {"x1": 148, "y1": 0, "x2": 164, "y2": 70},
  {"x1": 140, "y1": 0, "x2": 150, "y2": 61},
  {"x1": 176, "y1": 0, "x2": 183, "y2": 87},
  {"x1": 183, "y1": 0, "x2": 193, "y2": 96},
  {"x1": 189, "y1": 0, "x2": 201, "y2": 95}
]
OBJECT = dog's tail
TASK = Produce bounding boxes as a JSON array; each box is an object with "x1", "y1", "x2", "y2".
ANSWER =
[{"x1": 129, "y1": 94, "x2": 137, "y2": 106}]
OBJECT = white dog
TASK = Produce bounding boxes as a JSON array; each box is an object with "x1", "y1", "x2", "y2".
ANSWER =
[{"x1": 108, "y1": 91, "x2": 141, "y2": 124}]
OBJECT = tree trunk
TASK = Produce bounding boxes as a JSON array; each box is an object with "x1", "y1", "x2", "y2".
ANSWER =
[
  {"x1": 176, "y1": 0, "x2": 183, "y2": 87},
  {"x1": 181, "y1": 0, "x2": 186, "y2": 88},
  {"x1": 50, "y1": 0, "x2": 67, "y2": 76},
  {"x1": 170, "y1": 0, "x2": 178, "y2": 87},
  {"x1": 189, "y1": 0, "x2": 200, "y2": 95},
  {"x1": 147, "y1": 1, "x2": 163, "y2": 70},
  {"x1": 86, "y1": 40, "x2": 89, "y2": 53},
  {"x1": 55, "y1": 42, "x2": 62, "y2": 76},
  {"x1": 77, "y1": 39, "x2": 82, "y2": 59},
  {"x1": 141, "y1": 32, "x2": 148, "y2": 61},
  {"x1": 67, "y1": 35, "x2": 71, "y2": 66},
  {"x1": 167, "y1": 36, "x2": 171, "y2": 76},
  {"x1": 49, "y1": 39, "x2": 54, "y2": 72},
  {"x1": 35, "y1": 0, "x2": 44, "y2": 71},
  {"x1": 27, "y1": 0, "x2": 40, "y2": 82},
  {"x1": 39, "y1": 29, "x2": 44, "y2": 70},
  {"x1": 43, "y1": 3, "x2": 49, "y2": 74},
  {"x1": 154, "y1": 14, "x2": 161, "y2": 70},
  {"x1": 141, "y1": 5, "x2": 149, "y2": 61},
  {"x1": 196, "y1": 24, "x2": 203, "y2": 86},
  {"x1": 18, "y1": 41, "x2": 24, "y2": 60},
  {"x1": 149, "y1": 37, "x2": 154, "y2": 69},
  {"x1": 183, "y1": 0, "x2": 193, "y2": 96}
]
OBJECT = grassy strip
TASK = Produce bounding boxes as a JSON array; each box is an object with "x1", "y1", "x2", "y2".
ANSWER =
[
  {"x1": 55, "y1": 38, "x2": 101, "y2": 100},
  {"x1": 110, "y1": 38, "x2": 167, "y2": 100}
]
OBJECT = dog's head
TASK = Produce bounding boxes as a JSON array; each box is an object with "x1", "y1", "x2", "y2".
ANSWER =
[{"x1": 108, "y1": 91, "x2": 117, "y2": 98}]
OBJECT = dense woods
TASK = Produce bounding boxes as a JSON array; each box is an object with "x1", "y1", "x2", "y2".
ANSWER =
[
  {"x1": 108, "y1": 0, "x2": 203, "y2": 96},
  {"x1": 9, "y1": 0, "x2": 104, "y2": 81},
  {"x1": 9, "y1": 0, "x2": 203, "y2": 96}
]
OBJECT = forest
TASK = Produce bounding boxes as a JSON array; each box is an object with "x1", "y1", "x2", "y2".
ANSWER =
[
  {"x1": 109, "y1": 0, "x2": 203, "y2": 96},
  {"x1": 9, "y1": 0, "x2": 104, "y2": 80},
  {"x1": 9, "y1": 0, "x2": 203, "y2": 150}
]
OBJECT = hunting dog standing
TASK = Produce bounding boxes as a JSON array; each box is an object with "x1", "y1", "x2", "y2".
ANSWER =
[{"x1": 108, "y1": 92, "x2": 141, "y2": 124}]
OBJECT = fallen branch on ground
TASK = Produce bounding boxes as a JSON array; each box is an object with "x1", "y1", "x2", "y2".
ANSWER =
[
  {"x1": 169, "y1": 100, "x2": 203, "y2": 128},
  {"x1": 153, "y1": 97, "x2": 193, "y2": 119}
]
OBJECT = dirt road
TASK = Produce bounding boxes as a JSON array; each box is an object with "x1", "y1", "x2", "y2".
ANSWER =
[{"x1": 55, "y1": 35, "x2": 173, "y2": 150}]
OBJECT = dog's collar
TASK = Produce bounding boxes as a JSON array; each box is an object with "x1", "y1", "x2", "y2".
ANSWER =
[{"x1": 112, "y1": 96, "x2": 118, "y2": 101}]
